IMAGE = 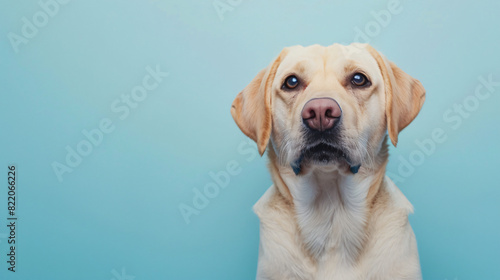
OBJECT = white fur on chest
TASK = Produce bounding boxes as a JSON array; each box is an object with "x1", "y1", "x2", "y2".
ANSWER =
[
  {"x1": 284, "y1": 170, "x2": 372, "y2": 263},
  {"x1": 253, "y1": 175, "x2": 421, "y2": 280}
]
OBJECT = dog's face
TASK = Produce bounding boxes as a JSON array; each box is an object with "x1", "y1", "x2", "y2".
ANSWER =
[{"x1": 231, "y1": 43, "x2": 425, "y2": 175}]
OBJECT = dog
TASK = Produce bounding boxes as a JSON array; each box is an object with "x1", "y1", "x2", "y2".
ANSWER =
[{"x1": 231, "y1": 43, "x2": 425, "y2": 280}]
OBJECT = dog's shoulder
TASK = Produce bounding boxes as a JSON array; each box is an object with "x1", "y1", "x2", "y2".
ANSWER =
[
  {"x1": 361, "y1": 176, "x2": 421, "y2": 279},
  {"x1": 254, "y1": 185, "x2": 292, "y2": 217},
  {"x1": 382, "y1": 175, "x2": 414, "y2": 215},
  {"x1": 253, "y1": 185, "x2": 317, "y2": 279},
  {"x1": 368, "y1": 175, "x2": 415, "y2": 231},
  {"x1": 253, "y1": 185, "x2": 274, "y2": 218}
]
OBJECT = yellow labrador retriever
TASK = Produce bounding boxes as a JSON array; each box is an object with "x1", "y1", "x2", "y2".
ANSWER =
[{"x1": 231, "y1": 43, "x2": 425, "y2": 280}]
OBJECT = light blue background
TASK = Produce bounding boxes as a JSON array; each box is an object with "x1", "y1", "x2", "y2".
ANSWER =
[{"x1": 0, "y1": 1, "x2": 499, "y2": 279}]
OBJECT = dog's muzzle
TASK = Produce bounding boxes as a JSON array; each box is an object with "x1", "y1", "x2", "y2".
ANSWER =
[{"x1": 290, "y1": 98, "x2": 361, "y2": 175}]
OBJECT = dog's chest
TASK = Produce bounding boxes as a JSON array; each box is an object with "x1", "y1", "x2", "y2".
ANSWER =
[
  {"x1": 290, "y1": 174, "x2": 370, "y2": 261},
  {"x1": 295, "y1": 197, "x2": 367, "y2": 261},
  {"x1": 255, "y1": 177, "x2": 374, "y2": 279}
]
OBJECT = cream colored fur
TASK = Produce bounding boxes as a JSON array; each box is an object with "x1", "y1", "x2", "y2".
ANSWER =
[{"x1": 231, "y1": 43, "x2": 425, "y2": 280}]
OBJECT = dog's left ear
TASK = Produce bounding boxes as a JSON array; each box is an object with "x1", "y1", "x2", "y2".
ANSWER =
[
  {"x1": 367, "y1": 46, "x2": 426, "y2": 147},
  {"x1": 231, "y1": 49, "x2": 288, "y2": 156}
]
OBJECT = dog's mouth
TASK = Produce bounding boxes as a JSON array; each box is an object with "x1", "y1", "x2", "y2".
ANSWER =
[
  {"x1": 303, "y1": 143, "x2": 348, "y2": 163},
  {"x1": 291, "y1": 143, "x2": 352, "y2": 175}
]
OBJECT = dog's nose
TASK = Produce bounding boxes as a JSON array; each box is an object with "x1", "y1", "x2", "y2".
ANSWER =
[{"x1": 302, "y1": 98, "x2": 341, "y2": 131}]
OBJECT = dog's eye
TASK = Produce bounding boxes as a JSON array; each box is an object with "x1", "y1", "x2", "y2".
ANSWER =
[
  {"x1": 283, "y1": 75, "x2": 299, "y2": 89},
  {"x1": 351, "y1": 73, "x2": 369, "y2": 87}
]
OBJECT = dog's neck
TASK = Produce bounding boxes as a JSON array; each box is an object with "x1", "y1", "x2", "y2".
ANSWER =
[{"x1": 267, "y1": 139, "x2": 388, "y2": 263}]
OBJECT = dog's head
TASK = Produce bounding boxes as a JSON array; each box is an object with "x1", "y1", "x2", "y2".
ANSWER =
[{"x1": 231, "y1": 44, "x2": 425, "y2": 175}]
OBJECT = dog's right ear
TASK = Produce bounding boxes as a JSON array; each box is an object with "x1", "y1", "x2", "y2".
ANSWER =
[{"x1": 231, "y1": 49, "x2": 288, "y2": 156}]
